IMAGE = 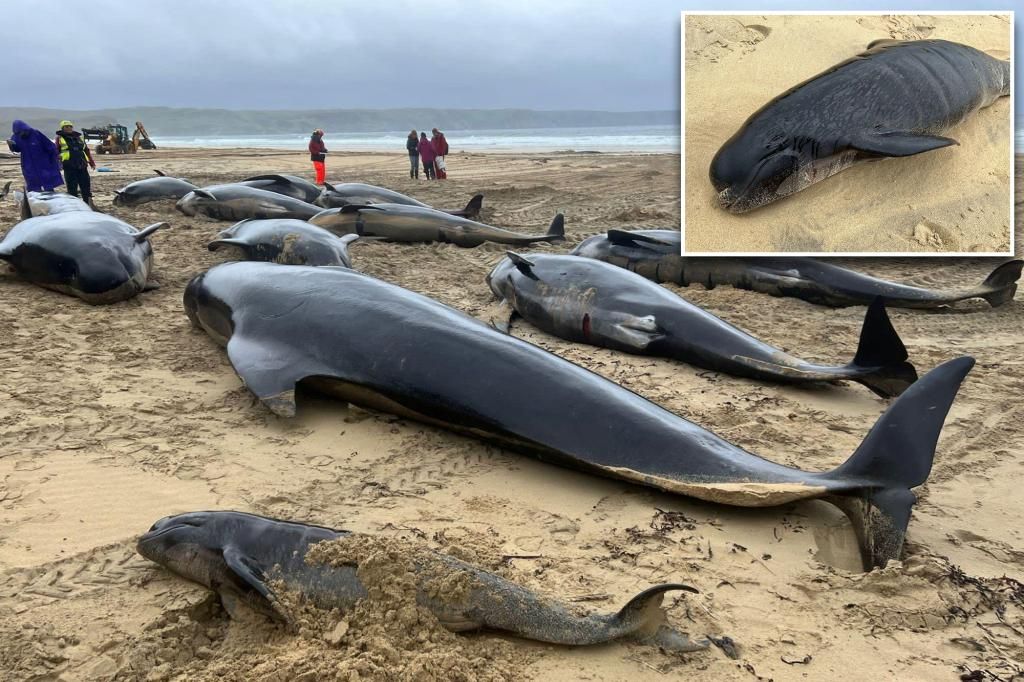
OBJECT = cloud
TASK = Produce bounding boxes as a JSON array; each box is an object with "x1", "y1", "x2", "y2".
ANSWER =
[{"x1": 8, "y1": 0, "x2": 681, "y2": 110}]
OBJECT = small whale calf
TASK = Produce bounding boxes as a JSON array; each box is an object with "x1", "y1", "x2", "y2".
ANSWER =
[
  {"x1": 573, "y1": 230, "x2": 1022, "y2": 309},
  {"x1": 137, "y1": 510, "x2": 709, "y2": 652},
  {"x1": 711, "y1": 39, "x2": 1011, "y2": 212}
]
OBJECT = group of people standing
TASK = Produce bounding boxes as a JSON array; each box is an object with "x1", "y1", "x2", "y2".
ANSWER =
[
  {"x1": 406, "y1": 128, "x2": 449, "y2": 180},
  {"x1": 307, "y1": 127, "x2": 451, "y2": 185},
  {"x1": 7, "y1": 119, "x2": 97, "y2": 206}
]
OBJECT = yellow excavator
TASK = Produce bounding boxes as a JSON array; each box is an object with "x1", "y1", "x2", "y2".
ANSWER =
[{"x1": 83, "y1": 121, "x2": 156, "y2": 154}]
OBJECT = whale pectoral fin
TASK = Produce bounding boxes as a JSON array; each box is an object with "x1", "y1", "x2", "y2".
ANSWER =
[
  {"x1": 592, "y1": 313, "x2": 664, "y2": 350},
  {"x1": 0, "y1": 180, "x2": 11, "y2": 200},
  {"x1": 222, "y1": 546, "x2": 286, "y2": 619},
  {"x1": 851, "y1": 131, "x2": 958, "y2": 158},
  {"x1": 489, "y1": 300, "x2": 519, "y2": 334},
  {"x1": 134, "y1": 222, "x2": 168, "y2": 242},
  {"x1": 225, "y1": 335, "x2": 311, "y2": 417}
]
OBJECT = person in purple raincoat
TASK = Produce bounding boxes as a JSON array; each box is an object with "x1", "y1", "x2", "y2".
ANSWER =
[{"x1": 7, "y1": 120, "x2": 63, "y2": 192}]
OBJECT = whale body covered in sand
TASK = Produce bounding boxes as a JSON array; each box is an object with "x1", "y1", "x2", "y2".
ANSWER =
[{"x1": 137, "y1": 510, "x2": 709, "y2": 652}]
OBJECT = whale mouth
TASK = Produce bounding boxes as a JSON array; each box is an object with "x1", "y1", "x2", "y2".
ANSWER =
[{"x1": 716, "y1": 188, "x2": 737, "y2": 210}]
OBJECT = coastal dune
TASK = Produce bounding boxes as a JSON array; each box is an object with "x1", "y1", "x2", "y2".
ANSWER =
[{"x1": 0, "y1": 148, "x2": 1021, "y2": 680}]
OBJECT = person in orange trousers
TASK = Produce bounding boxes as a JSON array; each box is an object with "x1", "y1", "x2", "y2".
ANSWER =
[{"x1": 309, "y1": 129, "x2": 328, "y2": 184}]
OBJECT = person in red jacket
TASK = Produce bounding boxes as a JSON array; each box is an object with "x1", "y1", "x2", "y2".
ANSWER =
[
  {"x1": 417, "y1": 132, "x2": 436, "y2": 180},
  {"x1": 431, "y1": 128, "x2": 449, "y2": 179},
  {"x1": 309, "y1": 129, "x2": 327, "y2": 184}
]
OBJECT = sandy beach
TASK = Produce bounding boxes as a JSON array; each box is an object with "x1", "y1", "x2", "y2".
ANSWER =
[
  {"x1": 683, "y1": 14, "x2": 1013, "y2": 254},
  {"x1": 0, "y1": 147, "x2": 1021, "y2": 681}
]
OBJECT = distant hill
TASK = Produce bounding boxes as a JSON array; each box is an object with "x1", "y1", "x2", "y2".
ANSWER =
[{"x1": 0, "y1": 107, "x2": 676, "y2": 137}]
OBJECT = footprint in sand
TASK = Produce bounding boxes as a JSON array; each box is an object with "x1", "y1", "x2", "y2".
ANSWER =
[{"x1": 912, "y1": 220, "x2": 959, "y2": 250}]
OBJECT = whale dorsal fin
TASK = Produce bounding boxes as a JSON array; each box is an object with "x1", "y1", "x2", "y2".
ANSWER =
[
  {"x1": 506, "y1": 252, "x2": 536, "y2": 277},
  {"x1": 338, "y1": 204, "x2": 384, "y2": 213},
  {"x1": 323, "y1": 181, "x2": 337, "y2": 192},
  {"x1": 153, "y1": 169, "x2": 166, "y2": 177},
  {"x1": 606, "y1": 230, "x2": 673, "y2": 247},
  {"x1": 19, "y1": 187, "x2": 31, "y2": 219},
  {"x1": 850, "y1": 131, "x2": 958, "y2": 158}
]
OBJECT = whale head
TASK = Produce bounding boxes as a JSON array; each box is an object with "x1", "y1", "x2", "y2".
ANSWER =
[
  {"x1": 137, "y1": 511, "x2": 228, "y2": 590},
  {"x1": 709, "y1": 128, "x2": 802, "y2": 214}
]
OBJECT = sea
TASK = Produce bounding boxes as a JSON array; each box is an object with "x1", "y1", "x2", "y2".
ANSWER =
[{"x1": 155, "y1": 125, "x2": 680, "y2": 153}]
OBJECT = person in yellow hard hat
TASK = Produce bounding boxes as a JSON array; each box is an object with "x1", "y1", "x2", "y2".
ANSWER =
[{"x1": 54, "y1": 120, "x2": 96, "y2": 207}]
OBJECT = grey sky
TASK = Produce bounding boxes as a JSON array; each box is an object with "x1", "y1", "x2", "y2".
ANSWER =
[
  {"x1": 5, "y1": 1, "x2": 1019, "y2": 113},
  {"x1": 7, "y1": 0, "x2": 682, "y2": 111}
]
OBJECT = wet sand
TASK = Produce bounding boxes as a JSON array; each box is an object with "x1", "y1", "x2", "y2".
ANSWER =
[
  {"x1": 684, "y1": 14, "x2": 1012, "y2": 254},
  {"x1": 0, "y1": 148, "x2": 1021, "y2": 680}
]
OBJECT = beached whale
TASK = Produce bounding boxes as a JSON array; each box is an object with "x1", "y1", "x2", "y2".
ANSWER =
[
  {"x1": 0, "y1": 195, "x2": 165, "y2": 303},
  {"x1": 137, "y1": 510, "x2": 709, "y2": 652},
  {"x1": 176, "y1": 185, "x2": 322, "y2": 221},
  {"x1": 208, "y1": 219, "x2": 359, "y2": 267},
  {"x1": 237, "y1": 174, "x2": 323, "y2": 204},
  {"x1": 487, "y1": 252, "x2": 917, "y2": 397},
  {"x1": 711, "y1": 39, "x2": 1011, "y2": 212},
  {"x1": 573, "y1": 230, "x2": 1022, "y2": 309},
  {"x1": 184, "y1": 262, "x2": 974, "y2": 568},
  {"x1": 315, "y1": 181, "x2": 484, "y2": 218},
  {"x1": 12, "y1": 189, "x2": 91, "y2": 216},
  {"x1": 113, "y1": 170, "x2": 198, "y2": 207},
  {"x1": 309, "y1": 204, "x2": 564, "y2": 247}
]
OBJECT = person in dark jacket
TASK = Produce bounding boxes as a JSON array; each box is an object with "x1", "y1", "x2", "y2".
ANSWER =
[
  {"x1": 431, "y1": 128, "x2": 449, "y2": 179},
  {"x1": 418, "y1": 132, "x2": 436, "y2": 180},
  {"x1": 406, "y1": 130, "x2": 419, "y2": 179},
  {"x1": 54, "y1": 120, "x2": 96, "y2": 206},
  {"x1": 309, "y1": 129, "x2": 327, "y2": 184},
  {"x1": 7, "y1": 120, "x2": 64, "y2": 192}
]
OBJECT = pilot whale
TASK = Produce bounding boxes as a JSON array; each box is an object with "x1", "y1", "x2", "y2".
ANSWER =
[
  {"x1": 572, "y1": 230, "x2": 1021, "y2": 309},
  {"x1": 710, "y1": 39, "x2": 1011, "y2": 212},
  {"x1": 487, "y1": 252, "x2": 918, "y2": 397},
  {"x1": 184, "y1": 262, "x2": 974, "y2": 568},
  {"x1": 137, "y1": 510, "x2": 709, "y2": 652}
]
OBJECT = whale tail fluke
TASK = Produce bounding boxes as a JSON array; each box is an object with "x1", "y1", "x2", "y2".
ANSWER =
[
  {"x1": 979, "y1": 259, "x2": 1021, "y2": 307},
  {"x1": 849, "y1": 298, "x2": 918, "y2": 397},
  {"x1": 828, "y1": 356, "x2": 974, "y2": 569}
]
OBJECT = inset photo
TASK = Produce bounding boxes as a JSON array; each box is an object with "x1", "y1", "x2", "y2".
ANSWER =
[{"x1": 682, "y1": 12, "x2": 1013, "y2": 255}]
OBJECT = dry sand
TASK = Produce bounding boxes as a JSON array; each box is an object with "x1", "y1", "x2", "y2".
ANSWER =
[
  {"x1": 683, "y1": 14, "x2": 1013, "y2": 254},
  {"x1": 0, "y1": 147, "x2": 1022, "y2": 681}
]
